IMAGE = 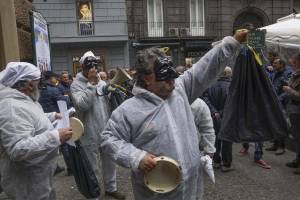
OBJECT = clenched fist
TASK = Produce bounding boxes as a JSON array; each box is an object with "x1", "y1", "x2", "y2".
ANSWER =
[
  {"x1": 138, "y1": 153, "x2": 157, "y2": 173},
  {"x1": 234, "y1": 29, "x2": 249, "y2": 43},
  {"x1": 58, "y1": 128, "x2": 73, "y2": 143}
]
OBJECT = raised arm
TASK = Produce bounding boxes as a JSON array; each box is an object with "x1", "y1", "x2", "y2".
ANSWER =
[
  {"x1": 71, "y1": 82, "x2": 95, "y2": 112},
  {"x1": 177, "y1": 36, "x2": 240, "y2": 103}
]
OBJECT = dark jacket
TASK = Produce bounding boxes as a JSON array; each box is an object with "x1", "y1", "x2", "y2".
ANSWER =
[
  {"x1": 39, "y1": 83, "x2": 71, "y2": 113},
  {"x1": 202, "y1": 76, "x2": 231, "y2": 132},
  {"x1": 58, "y1": 82, "x2": 71, "y2": 95},
  {"x1": 286, "y1": 70, "x2": 300, "y2": 114},
  {"x1": 270, "y1": 67, "x2": 292, "y2": 107},
  {"x1": 58, "y1": 82, "x2": 73, "y2": 108},
  {"x1": 263, "y1": 62, "x2": 274, "y2": 80},
  {"x1": 202, "y1": 76, "x2": 231, "y2": 115},
  {"x1": 271, "y1": 67, "x2": 292, "y2": 96}
]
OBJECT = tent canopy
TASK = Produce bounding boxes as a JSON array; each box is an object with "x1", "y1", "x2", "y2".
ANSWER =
[{"x1": 260, "y1": 13, "x2": 300, "y2": 48}]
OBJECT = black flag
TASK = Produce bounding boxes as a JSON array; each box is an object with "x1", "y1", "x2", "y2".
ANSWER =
[{"x1": 219, "y1": 47, "x2": 289, "y2": 142}]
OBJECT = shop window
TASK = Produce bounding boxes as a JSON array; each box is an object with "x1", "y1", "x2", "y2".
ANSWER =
[
  {"x1": 190, "y1": 0, "x2": 205, "y2": 36},
  {"x1": 147, "y1": 0, "x2": 164, "y2": 37},
  {"x1": 77, "y1": 0, "x2": 94, "y2": 36}
]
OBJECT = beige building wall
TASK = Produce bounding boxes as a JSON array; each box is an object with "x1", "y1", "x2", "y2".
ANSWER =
[
  {"x1": 0, "y1": 0, "x2": 34, "y2": 70},
  {"x1": 0, "y1": 0, "x2": 20, "y2": 69}
]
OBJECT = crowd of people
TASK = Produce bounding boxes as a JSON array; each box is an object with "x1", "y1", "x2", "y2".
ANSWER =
[{"x1": 0, "y1": 28, "x2": 299, "y2": 200}]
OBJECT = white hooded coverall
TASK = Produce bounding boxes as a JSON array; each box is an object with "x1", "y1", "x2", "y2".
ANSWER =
[
  {"x1": 0, "y1": 85, "x2": 61, "y2": 200},
  {"x1": 100, "y1": 36, "x2": 241, "y2": 200},
  {"x1": 71, "y1": 72, "x2": 117, "y2": 194}
]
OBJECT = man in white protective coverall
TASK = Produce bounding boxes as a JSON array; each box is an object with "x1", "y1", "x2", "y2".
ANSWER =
[
  {"x1": 100, "y1": 30, "x2": 248, "y2": 200},
  {"x1": 71, "y1": 51, "x2": 125, "y2": 200},
  {"x1": 0, "y1": 62, "x2": 73, "y2": 200},
  {"x1": 191, "y1": 98, "x2": 216, "y2": 157}
]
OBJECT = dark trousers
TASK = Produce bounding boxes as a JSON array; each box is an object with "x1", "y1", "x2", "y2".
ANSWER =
[
  {"x1": 243, "y1": 142, "x2": 263, "y2": 161},
  {"x1": 60, "y1": 143, "x2": 72, "y2": 171},
  {"x1": 213, "y1": 116, "x2": 232, "y2": 167},
  {"x1": 214, "y1": 139, "x2": 233, "y2": 167},
  {"x1": 290, "y1": 114, "x2": 300, "y2": 161}
]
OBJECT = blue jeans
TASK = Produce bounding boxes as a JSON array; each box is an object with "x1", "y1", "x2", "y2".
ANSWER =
[{"x1": 243, "y1": 142, "x2": 263, "y2": 161}]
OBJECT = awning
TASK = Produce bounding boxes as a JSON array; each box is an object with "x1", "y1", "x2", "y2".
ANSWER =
[{"x1": 260, "y1": 13, "x2": 300, "y2": 48}]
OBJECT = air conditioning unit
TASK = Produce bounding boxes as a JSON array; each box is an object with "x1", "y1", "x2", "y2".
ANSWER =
[
  {"x1": 169, "y1": 28, "x2": 179, "y2": 37},
  {"x1": 180, "y1": 28, "x2": 190, "y2": 37}
]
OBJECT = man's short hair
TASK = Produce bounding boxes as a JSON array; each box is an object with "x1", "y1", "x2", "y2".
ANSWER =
[
  {"x1": 135, "y1": 47, "x2": 166, "y2": 87},
  {"x1": 61, "y1": 71, "x2": 69, "y2": 76},
  {"x1": 274, "y1": 58, "x2": 286, "y2": 66},
  {"x1": 43, "y1": 71, "x2": 58, "y2": 80}
]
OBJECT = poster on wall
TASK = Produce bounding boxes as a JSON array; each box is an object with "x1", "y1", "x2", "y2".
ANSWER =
[
  {"x1": 77, "y1": 1, "x2": 93, "y2": 21},
  {"x1": 76, "y1": 0, "x2": 94, "y2": 35},
  {"x1": 31, "y1": 11, "x2": 51, "y2": 72}
]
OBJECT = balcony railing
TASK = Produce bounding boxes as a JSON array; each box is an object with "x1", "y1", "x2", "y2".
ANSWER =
[
  {"x1": 129, "y1": 21, "x2": 218, "y2": 39},
  {"x1": 78, "y1": 21, "x2": 94, "y2": 36}
]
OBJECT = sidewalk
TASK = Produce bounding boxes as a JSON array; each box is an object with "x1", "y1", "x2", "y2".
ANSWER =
[{"x1": 1, "y1": 143, "x2": 299, "y2": 200}]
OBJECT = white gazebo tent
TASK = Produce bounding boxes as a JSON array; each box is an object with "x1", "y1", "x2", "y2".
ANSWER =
[{"x1": 260, "y1": 13, "x2": 300, "y2": 60}]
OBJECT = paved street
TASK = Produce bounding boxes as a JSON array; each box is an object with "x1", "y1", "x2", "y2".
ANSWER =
[{"x1": 1, "y1": 143, "x2": 300, "y2": 200}]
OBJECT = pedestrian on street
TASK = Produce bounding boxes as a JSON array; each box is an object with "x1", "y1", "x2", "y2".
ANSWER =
[
  {"x1": 71, "y1": 51, "x2": 125, "y2": 200},
  {"x1": 191, "y1": 98, "x2": 216, "y2": 157},
  {"x1": 39, "y1": 71, "x2": 73, "y2": 175},
  {"x1": 239, "y1": 143, "x2": 271, "y2": 169},
  {"x1": 263, "y1": 51, "x2": 279, "y2": 78},
  {"x1": 58, "y1": 71, "x2": 72, "y2": 96},
  {"x1": 100, "y1": 30, "x2": 248, "y2": 200},
  {"x1": 0, "y1": 62, "x2": 72, "y2": 200},
  {"x1": 39, "y1": 71, "x2": 72, "y2": 113},
  {"x1": 266, "y1": 58, "x2": 293, "y2": 155},
  {"x1": 202, "y1": 67, "x2": 234, "y2": 172},
  {"x1": 283, "y1": 53, "x2": 300, "y2": 175}
]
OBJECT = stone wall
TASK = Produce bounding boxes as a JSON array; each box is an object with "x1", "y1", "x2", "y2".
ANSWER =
[
  {"x1": 14, "y1": 0, "x2": 33, "y2": 62},
  {"x1": 126, "y1": 0, "x2": 299, "y2": 39}
]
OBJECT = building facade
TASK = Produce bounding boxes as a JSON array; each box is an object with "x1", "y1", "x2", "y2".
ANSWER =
[
  {"x1": 126, "y1": 0, "x2": 300, "y2": 66},
  {"x1": 0, "y1": 0, "x2": 34, "y2": 70},
  {"x1": 33, "y1": 0, "x2": 129, "y2": 74}
]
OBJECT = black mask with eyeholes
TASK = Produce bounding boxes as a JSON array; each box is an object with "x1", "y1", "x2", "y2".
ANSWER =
[
  {"x1": 84, "y1": 56, "x2": 98, "y2": 70},
  {"x1": 153, "y1": 57, "x2": 179, "y2": 81}
]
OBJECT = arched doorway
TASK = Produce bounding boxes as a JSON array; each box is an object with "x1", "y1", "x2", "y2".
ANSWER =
[{"x1": 233, "y1": 7, "x2": 269, "y2": 32}]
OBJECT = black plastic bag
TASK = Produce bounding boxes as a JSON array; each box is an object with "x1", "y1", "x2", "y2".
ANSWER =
[
  {"x1": 219, "y1": 47, "x2": 289, "y2": 142},
  {"x1": 109, "y1": 86, "x2": 133, "y2": 111},
  {"x1": 68, "y1": 141, "x2": 101, "y2": 198}
]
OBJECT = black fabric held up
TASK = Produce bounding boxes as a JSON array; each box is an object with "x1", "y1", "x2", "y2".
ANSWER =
[
  {"x1": 68, "y1": 141, "x2": 101, "y2": 198},
  {"x1": 219, "y1": 48, "x2": 289, "y2": 143}
]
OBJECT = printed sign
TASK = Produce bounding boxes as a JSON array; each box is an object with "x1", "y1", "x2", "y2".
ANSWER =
[
  {"x1": 247, "y1": 29, "x2": 266, "y2": 49},
  {"x1": 32, "y1": 11, "x2": 51, "y2": 72}
]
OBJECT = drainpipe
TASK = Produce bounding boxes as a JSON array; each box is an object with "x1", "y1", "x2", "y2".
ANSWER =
[
  {"x1": 290, "y1": 0, "x2": 294, "y2": 13},
  {"x1": 271, "y1": 0, "x2": 274, "y2": 23}
]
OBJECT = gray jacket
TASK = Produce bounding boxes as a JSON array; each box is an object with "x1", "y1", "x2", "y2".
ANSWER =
[
  {"x1": 0, "y1": 84, "x2": 60, "y2": 200},
  {"x1": 71, "y1": 73, "x2": 111, "y2": 148},
  {"x1": 100, "y1": 36, "x2": 240, "y2": 200}
]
